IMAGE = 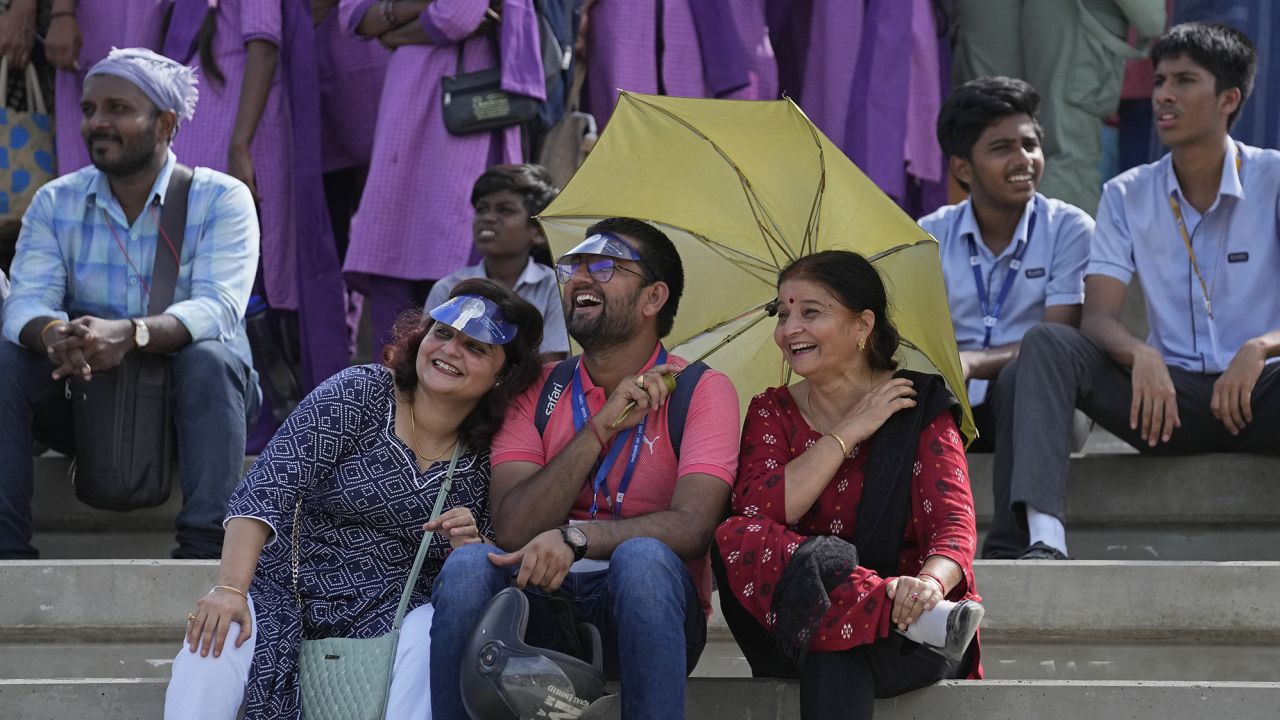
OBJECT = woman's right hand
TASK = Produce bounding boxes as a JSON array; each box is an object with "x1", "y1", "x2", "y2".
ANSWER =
[
  {"x1": 831, "y1": 377, "x2": 917, "y2": 448},
  {"x1": 186, "y1": 587, "x2": 253, "y2": 658},
  {"x1": 43, "y1": 13, "x2": 82, "y2": 71}
]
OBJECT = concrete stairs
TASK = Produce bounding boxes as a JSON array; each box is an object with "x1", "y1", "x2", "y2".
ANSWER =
[{"x1": 4, "y1": 451, "x2": 1280, "y2": 718}]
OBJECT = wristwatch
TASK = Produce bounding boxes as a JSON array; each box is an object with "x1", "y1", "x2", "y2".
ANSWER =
[
  {"x1": 559, "y1": 525, "x2": 588, "y2": 562},
  {"x1": 132, "y1": 319, "x2": 151, "y2": 349}
]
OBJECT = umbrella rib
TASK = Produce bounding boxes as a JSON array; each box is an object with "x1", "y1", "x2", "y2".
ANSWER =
[
  {"x1": 800, "y1": 109, "x2": 826, "y2": 258},
  {"x1": 631, "y1": 96, "x2": 796, "y2": 267},
  {"x1": 866, "y1": 238, "x2": 937, "y2": 261}
]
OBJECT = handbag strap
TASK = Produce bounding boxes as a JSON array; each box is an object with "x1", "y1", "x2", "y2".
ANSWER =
[
  {"x1": 0, "y1": 58, "x2": 50, "y2": 114},
  {"x1": 290, "y1": 441, "x2": 467, "y2": 620},
  {"x1": 455, "y1": 23, "x2": 500, "y2": 74},
  {"x1": 149, "y1": 165, "x2": 193, "y2": 315},
  {"x1": 392, "y1": 442, "x2": 464, "y2": 631}
]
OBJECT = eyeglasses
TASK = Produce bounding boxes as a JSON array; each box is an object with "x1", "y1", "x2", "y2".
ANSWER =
[{"x1": 556, "y1": 256, "x2": 651, "y2": 285}]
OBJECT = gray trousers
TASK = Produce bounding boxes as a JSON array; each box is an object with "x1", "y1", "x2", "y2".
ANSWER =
[{"x1": 983, "y1": 323, "x2": 1280, "y2": 558}]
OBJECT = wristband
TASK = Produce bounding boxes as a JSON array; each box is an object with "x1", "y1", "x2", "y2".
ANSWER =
[
  {"x1": 917, "y1": 572, "x2": 946, "y2": 596},
  {"x1": 211, "y1": 584, "x2": 248, "y2": 599},
  {"x1": 49, "y1": 10, "x2": 76, "y2": 20}
]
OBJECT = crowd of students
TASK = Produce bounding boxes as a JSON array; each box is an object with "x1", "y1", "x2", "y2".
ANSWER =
[{"x1": 0, "y1": 1, "x2": 1277, "y2": 719}]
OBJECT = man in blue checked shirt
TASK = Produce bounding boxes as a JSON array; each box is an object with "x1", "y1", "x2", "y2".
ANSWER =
[
  {"x1": 989, "y1": 23, "x2": 1280, "y2": 562},
  {"x1": 0, "y1": 49, "x2": 260, "y2": 559},
  {"x1": 919, "y1": 77, "x2": 1093, "y2": 559}
]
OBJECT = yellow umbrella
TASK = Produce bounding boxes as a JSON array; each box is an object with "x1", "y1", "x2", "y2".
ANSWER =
[{"x1": 538, "y1": 91, "x2": 975, "y2": 442}]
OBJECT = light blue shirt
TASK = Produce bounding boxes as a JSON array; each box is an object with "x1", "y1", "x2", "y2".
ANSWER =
[
  {"x1": 2, "y1": 150, "x2": 258, "y2": 369},
  {"x1": 425, "y1": 257, "x2": 570, "y2": 355},
  {"x1": 920, "y1": 193, "x2": 1092, "y2": 404},
  {"x1": 1090, "y1": 139, "x2": 1280, "y2": 374}
]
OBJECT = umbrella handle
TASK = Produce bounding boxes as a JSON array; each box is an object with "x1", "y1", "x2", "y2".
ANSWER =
[{"x1": 608, "y1": 372, "x2": 678, "y2": 429}]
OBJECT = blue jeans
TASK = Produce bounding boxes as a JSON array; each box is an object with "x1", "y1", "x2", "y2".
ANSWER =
[
  {"x1": 0, "y1": 339, "x2": 258, "y2": 559},
  {"x1": 430, "y1": 537, "x2": 707, "y2": 720}
]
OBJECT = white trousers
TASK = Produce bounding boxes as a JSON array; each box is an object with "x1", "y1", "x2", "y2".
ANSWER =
[{"x1": 164, "y1": 594, "x2": 435, "y2": 720}]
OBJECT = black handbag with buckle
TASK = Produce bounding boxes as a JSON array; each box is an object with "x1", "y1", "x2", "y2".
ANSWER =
[
  {"x1": 69, "y1": 165, "x2": 192, "y2": 511},
  {"x1": 441, "y1": 29, "x2": 543, "y2": 136}
]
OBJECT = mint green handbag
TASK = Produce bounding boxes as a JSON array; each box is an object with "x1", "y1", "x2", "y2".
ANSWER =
[{"x1": 293, "y1": 444, "x2": 464, "y2": 720}]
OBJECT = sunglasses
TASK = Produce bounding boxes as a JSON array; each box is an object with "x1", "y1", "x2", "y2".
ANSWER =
[{"x1": 556, "y1": 256, "x2": 652, "y2": 285}]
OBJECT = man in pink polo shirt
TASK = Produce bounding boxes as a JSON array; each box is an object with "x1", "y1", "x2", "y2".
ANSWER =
[{"x1": 430, "y1": 218, "x2": 741, "y2": 720}]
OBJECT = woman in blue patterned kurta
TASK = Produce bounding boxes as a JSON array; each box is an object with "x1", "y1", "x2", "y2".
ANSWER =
[{"x1": 164, "y1": 279, "x2": 546, "y2": 720}]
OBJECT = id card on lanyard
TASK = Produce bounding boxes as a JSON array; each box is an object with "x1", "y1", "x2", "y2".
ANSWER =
[
  {"x1": 967, "y1": 198, "x2": 1038, "y2": 349},
  {"x1": 569, "y1": 348, "x2": 667, "y2": 519}
]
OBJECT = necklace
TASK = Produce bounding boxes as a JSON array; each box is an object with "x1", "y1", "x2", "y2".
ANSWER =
[
  {"x1": 804, "y1": 386, "x2": 828, "y2": 433},
  {"x1": 409, "y1": 401, "x2": 459, "y2": 464},
  {"x1": 804, "y1": 371, "x2": 878, "y2": 432}
]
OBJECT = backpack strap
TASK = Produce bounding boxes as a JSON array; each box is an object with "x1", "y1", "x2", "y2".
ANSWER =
[
  {"x1": 667, "y1": 361, "x2": 709, "y2": 458},
  {"x1": 534, "y1": 355, "x2": 580, "y2": 436},
  {"x1": 533, "y1": 356, "x2": 710, "y2": 459}
]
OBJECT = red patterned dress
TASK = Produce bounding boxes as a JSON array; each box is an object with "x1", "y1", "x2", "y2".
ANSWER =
[{"x1": 715, "y1": 386, "x2": 982, "y2": 677}]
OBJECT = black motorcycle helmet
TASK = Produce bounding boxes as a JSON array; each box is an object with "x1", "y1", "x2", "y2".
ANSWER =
[{"x1": 461, "y1": 587, "x2": 610, "y2": 720}]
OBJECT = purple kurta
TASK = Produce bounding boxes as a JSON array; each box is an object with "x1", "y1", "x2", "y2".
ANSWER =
[
  {"x1": 315, "y1": 8, "x2": 389, "y2": 173},
  {"x1": 780, "y1": 0, "x2": 944, "y2": 210},
  {"x1": 339, "y1": 0, "x2": 523, "y2": 288},
  {"x1": 729, "y1": 0, "x2": 779, "y2": 102},
  {"x1": 582, "y1": 0, "x2": 776, "y2": 128},
  {"x1": 162, "y1": 0, "x2": 299, "y2": 313},
  {"x1": 53, "y1": 1, "x2": 167, "y2": 175}
]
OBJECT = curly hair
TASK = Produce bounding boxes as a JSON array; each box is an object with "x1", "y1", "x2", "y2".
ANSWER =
[{"x1": 381, "y1": 278, "x2": 545, "y2": 449}]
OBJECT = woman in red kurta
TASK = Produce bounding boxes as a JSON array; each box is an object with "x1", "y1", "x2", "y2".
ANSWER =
[{"x1": 715, "y1": 251, "x2": 983, "y2": 719}]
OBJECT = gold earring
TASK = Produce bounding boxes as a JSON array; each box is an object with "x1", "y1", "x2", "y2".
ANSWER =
[{"x1": 858, "y1": 336, "x2": 866, "y2": 351}]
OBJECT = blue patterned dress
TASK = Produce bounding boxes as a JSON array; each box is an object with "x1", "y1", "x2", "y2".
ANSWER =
[{"x1": 226, "y1": 365, "x2": 493, "y2": 719}]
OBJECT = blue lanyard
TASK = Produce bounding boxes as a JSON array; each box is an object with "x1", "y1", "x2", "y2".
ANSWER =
[
  {"x1": 966, "y1": 200, "x2": 1037, "y2": 348},
  {"x1": 570, "y1": 348, "x2": 667, "y2": 518}
]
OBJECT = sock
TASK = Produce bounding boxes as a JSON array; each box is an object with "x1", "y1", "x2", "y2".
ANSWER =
[
  {"x1": 1027, "y1": 504, "x2": 1068, "y2": 555},
  {"x1": 901, "y1": 599, "x2": 956, "y2": 647}
]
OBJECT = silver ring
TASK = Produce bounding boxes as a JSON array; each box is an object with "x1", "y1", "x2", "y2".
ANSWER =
[{"x1": 635, "y1": 375, "x2": 646, "y2": 389}]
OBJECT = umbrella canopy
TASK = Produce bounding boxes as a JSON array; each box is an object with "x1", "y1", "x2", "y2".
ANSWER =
[{"x1": 538, "y1": 91, "x2": 974, "y2": 442}]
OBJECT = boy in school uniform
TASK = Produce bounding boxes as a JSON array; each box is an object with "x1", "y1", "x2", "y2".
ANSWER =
[
  {"x1": 988, "y1": 22, "x2": 1280, "y2": 561},
  {"x1": 918, "y1": 75, "x2": 1093, "y2": 463},
  {"x1": 426, "y1": 164, "x2": 570, "y2": 362}
]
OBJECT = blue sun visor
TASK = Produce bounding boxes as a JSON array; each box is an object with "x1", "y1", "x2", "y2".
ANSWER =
[
  {"x1": 555, "y1": 232, "x2": 644, "y2": 264},
  {"x1": 428, "y1": 294, "x2": 517, "y2": 345}
]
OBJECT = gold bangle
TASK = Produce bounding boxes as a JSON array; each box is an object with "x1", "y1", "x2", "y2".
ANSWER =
[
  {"x1": 39, "y1": 318, "x2": 65, "y2": 339},
  {"x1": 823, "y1": 433, "x2": 850, "y2": 457},
  {"x1": 211, "y1": 584, "x2": 248, "y2": 599}
]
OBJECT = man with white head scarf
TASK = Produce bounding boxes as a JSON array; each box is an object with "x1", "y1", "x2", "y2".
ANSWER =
[{"x1": 0, "y1": 47, "x2": 261, "y2": 560}]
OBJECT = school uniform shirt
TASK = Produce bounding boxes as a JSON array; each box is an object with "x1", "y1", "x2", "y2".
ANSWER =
[
  {"x1": 425, "y1": 258, "x2": 569, "y2": 356},
  {"x1": 491, "y1": 344, "x2": 741, "y2": 616},
  {"x1": 1089, "y1": 138, "x2": 1280, "y2": 374},
  {"x1": 919, "y1": 193, "x2": 1092, "y2": 404}
]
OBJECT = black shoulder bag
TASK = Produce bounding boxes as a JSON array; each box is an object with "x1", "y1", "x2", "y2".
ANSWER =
[
  {"x1": 441, "y1": 30, "x2": 544, "y2": 136},
  {"x1": 70, "y1": 165, "x2": 193, "y2": 511}
]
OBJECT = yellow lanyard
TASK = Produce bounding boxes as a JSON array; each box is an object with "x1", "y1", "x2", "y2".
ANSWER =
[{"x1": 1167, "y1": 152, "x2": 1242, "y2": 321}]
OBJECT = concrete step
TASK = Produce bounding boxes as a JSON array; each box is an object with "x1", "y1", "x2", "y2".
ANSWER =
[
  {"x1": 32, "y1": 453, "x2": 1276, "y2": 534},
  {"x1": 32, "y1": 522, "x2": 1280, "y2": 562},
  {"x1": 3, "y1": 677, "x2": 1279, "y2": 720},
  {"x1": 692, "y1": 639, "x2": 1280, "y2": 681},
  {"x1": 977, "y1": 523, "x2": 1280, "y2": 561},
  {"x1": 968, "y1": 453, "x2": 1280, "y2": 524},
  {"x1": 7, "y1": 635, "x2": 1279, "y2": 684},
  {"x1": 5, "y1": 560, "x2": 1279, "y2": 643},
  {"x1": 31, "y1": 532, "x2": 175, "y2": 560}
]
